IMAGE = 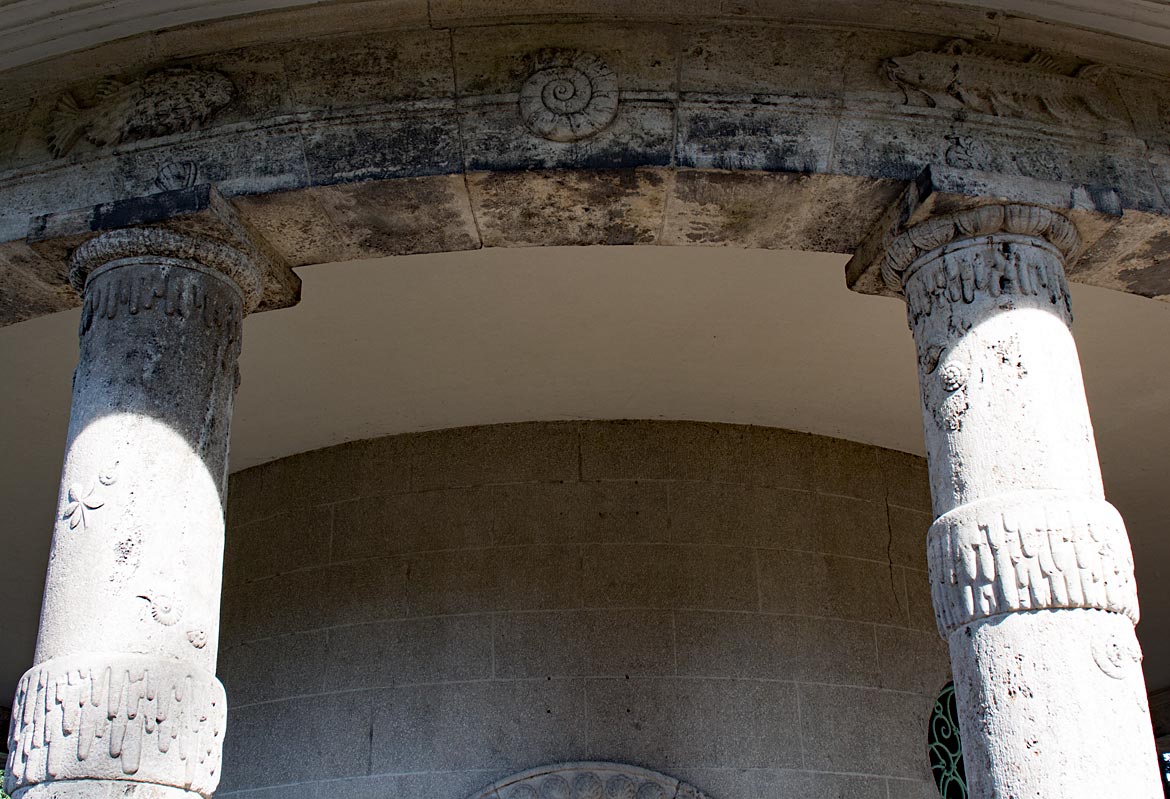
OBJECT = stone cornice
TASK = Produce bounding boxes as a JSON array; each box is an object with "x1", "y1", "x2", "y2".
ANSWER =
[{"x1": 3, "y1": 0, "x2": 1170, "y2": 73}]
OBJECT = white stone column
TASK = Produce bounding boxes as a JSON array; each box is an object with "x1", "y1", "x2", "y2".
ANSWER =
[
  {"x1": 5, "y1": 228, "x2": 263, "y2": 799},
  {"x1": 881, "y1": 204, "x2": 1162, "y2": 797}
]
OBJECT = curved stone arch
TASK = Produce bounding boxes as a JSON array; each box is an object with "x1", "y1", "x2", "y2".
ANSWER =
[
  {"x1": 467, "y1": 762, "x2": 711, "y2": 799},
  {"x1": 3, "y1": 7, "x2": 1170, "y2": 326}
]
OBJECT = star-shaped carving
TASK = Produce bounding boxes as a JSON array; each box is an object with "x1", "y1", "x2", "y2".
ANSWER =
[{"x1": 62, "y1": 483, "x2": 104, "y2": 530}]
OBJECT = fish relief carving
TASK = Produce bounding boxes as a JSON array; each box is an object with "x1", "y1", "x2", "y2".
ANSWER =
[
  {"x1": 49, "y1": 68, "x2": 236, "y2": 157},
  {"x1": 883, "y1": 39, "x2": 1121, "y2": 126}
]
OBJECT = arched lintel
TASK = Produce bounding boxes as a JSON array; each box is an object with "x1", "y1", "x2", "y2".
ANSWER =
[{"x1": 4, "y1": 12, "x2": 1170, "y2": 325}]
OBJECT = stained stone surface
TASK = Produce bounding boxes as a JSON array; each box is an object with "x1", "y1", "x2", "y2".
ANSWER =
[{"x1": 216, "y1": 420, "x2": 949, "y2": 799}]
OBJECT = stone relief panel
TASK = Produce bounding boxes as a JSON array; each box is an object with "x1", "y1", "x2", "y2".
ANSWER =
[
  {"x1": 48, "y1": 68, "x2": 236, "y2": 157},
  {"x1": 883, "y1": 39, "x2": 1124, "y2": 128},
  {"x1": 468, "y1": 762, "x2": 710, "y2": 799},
  {"x1": 519, "y1": 50, "x2": 620, "y2": 143}
]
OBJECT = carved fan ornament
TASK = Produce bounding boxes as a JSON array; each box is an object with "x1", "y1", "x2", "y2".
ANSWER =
[
  {"x1": 883, "y1": 39, "x2": 1120, "y2": 126},
  {"x1": 48, "y1": 67, "x2": 236, "y2": 157},
  {"x1": 468, "y1": 763, "x2": 710, "y2": 799},
  {"x1": 519, "y1": 51, "x2": 620, "y2": 142}
]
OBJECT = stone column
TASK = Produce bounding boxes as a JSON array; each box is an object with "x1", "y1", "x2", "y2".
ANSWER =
[
  {"x1": 879, "y1": 204, "x2": 1162, "y2": 797},
  {"x1": 5, "y1": 228, "x2": 263, "y2": 799}
]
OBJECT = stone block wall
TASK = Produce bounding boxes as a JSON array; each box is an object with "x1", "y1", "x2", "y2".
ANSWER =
[{"x1": 217, "y1": 421, "x2": 949, "y2": 799}]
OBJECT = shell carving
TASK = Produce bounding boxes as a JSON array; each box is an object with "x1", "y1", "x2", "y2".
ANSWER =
[
  {"x1": 138, "y1": 593, "x2": 182, "y2": 626},
  {"x1": 1093, "y1": 633, "x2": 1142, "y2": 680},
  {"x1": 49, "y1": 68, "x2": 236, "y2": 157},
  {"x1": 519, "y1": 51, "x2": 619, "y2": 142}
]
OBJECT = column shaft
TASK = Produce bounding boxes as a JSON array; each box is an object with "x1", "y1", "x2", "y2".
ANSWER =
[
  {"x1": 6, "y1": 230, "x2": 261, "y2": 799},
  {"x1": 887, "y1": 205, "x2": 1162, "y2": 798}
]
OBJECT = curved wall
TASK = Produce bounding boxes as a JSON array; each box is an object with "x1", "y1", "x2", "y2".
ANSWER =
[{"x1": 217, "y1": 421, "x2": 949, "y2": 799}]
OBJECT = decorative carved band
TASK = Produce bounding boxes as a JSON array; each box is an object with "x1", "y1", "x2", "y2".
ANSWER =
[
  {"x1": 71, "y1": 229, "x2": 263, "y2": 313},
  {"x1": 4, "y1": 654, "x2": 226, "y2": 798},
  {"x1": 882, "y1": 204, "x2": 1081, "y2": 294},
  {"x1": 468, "y1": 762, "x2": 709, "y2": 799},
  {"x1": 903, "y1": 235, "x2": 1072, "y2": 325},
  {"x1": 79, "y1": 258, "x2": 246, "y2": 338},
  {"x1": 927, "y1": 492, "x2": 1139, "y2": 637}
]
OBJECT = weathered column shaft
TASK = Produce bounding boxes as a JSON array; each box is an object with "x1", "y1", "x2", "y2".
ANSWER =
[
  {"x1": 5, "y1": 229, "x2": 261, "y2": 799},
  {"x1": 886, "y1": 204, "x2": 1161, "y2": 798}
]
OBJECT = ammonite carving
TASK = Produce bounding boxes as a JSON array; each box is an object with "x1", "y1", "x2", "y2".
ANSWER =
[
  {"x1": 1093, "y1": 631, "x2": 1143, "y2": 680},
  {"x1": 519, "y1": 51, "x2": 619, "y2": 143}
]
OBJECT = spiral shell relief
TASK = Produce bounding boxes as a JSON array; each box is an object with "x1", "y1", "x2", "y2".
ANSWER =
[{"x1": 520, "y1": 51, "x2": 620, "y2": 142}]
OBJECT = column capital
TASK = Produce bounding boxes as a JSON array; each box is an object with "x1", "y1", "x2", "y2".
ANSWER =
[
  {"x1": 28, "y1": 183, "x2": 298, "y2": 316},
  {"x1": 70, "y1": 228, "x2": 265, "y2": 314},
  {"x1": 880, "y1": 203, "x2": 1081, "y2": 295},
  {"x1": 844, "y1": 165, "x2": 1126, "y2": 302}
]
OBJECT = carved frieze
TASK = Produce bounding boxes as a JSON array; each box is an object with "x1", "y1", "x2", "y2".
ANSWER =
[
  {"x1": 519, "y1": 51, "x2": 620, "y2": 142},
  {"x1": 4, "y1": 654, "x2": 227, "y2": 798},
  {"x1": 927, "y1": 492, "x2": 1140, "y2": 637},
  {"x1": 883, "y1": 39, "x2": 1122, "y2": 127},
  {"x1": 469, "y1": 762, "x2": 709, "y2": 799},
  {"x1": 49, "y1": 68, "x2": 235, "y2": 157}
]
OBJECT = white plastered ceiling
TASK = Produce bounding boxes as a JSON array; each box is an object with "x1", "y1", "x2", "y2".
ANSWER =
[{"x1": 0, "y1": 246, "x2": 1168, "y2": 709}]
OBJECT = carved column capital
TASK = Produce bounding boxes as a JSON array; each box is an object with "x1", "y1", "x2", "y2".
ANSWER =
[
  {"x1": 70, "y1": 228, "x2": 264, "y2": 314},
  {"x1": 880, "y1": 204, "x2": 1081, "y2": 326},
  {"x1": 882, "y1": 204, "x2": 1082, "y2": 292}
]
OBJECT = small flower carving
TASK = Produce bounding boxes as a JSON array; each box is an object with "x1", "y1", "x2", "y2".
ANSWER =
[{"x1": 62, "y1": 483, "x2": 105, "y2": 530}]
